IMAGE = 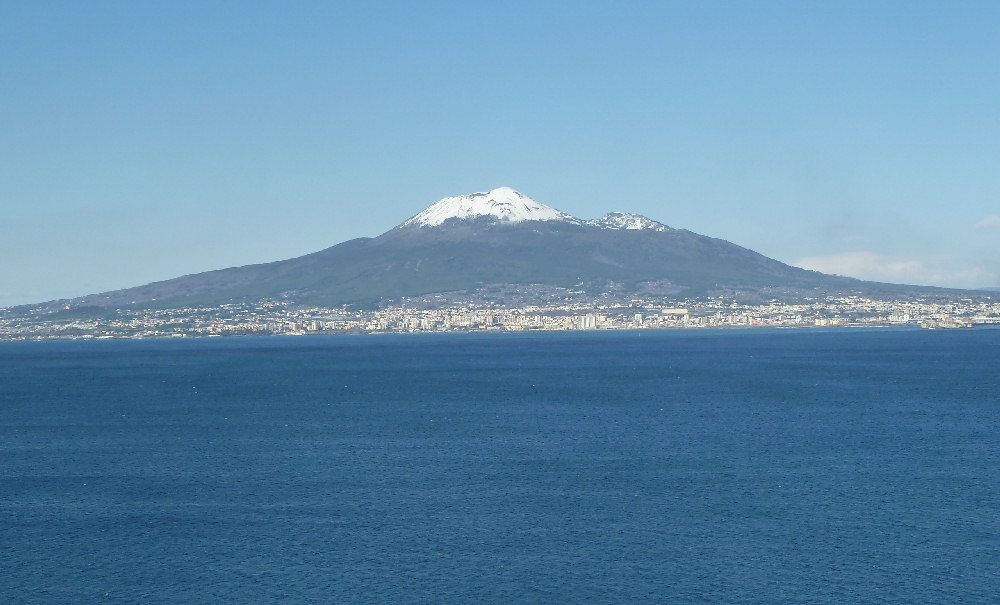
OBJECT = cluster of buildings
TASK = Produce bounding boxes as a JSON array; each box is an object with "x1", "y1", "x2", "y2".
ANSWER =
[{"x1": 2, "y1": 294, "x2": 998, "y2": 340}]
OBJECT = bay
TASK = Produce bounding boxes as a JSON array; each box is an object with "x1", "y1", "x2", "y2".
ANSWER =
[{"x1": 2, "y1": 328, "x2": 999, "y2": 603}]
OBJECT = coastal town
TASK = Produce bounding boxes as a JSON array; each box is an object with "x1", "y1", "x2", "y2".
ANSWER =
[{"x1": 2, "y1": 292, "x2": 998, "y2": 340}]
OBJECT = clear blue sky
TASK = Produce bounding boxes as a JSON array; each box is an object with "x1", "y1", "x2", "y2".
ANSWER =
[{"x1": 2, "y1": 1, "x2": 999, "y2": 307}]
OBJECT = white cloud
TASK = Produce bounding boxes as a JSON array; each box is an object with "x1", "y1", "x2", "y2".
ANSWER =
[
  {"x1": 975, "y1": 216, "x2": 1000, "y2": 229},
  {"x1": 794, "y1": 251, "x2": 997, "y2": 289}
]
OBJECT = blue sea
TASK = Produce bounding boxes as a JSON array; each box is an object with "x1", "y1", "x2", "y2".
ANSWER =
[{"x1": 2, "y1": 328, "x2": 999, "y2": 603}]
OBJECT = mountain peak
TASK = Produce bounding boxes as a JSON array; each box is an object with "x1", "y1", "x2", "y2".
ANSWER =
[
  {"x1": 587, "y1": 212, "x2": 671, "y2": 232},
  {"x1": 400, "y1": 187, "x2": 580, "y2": 228}
]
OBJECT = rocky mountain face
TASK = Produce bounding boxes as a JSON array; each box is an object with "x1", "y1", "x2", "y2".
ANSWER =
[{"x1": 67, "y1": 187, "x2": 893, "y2": 309}]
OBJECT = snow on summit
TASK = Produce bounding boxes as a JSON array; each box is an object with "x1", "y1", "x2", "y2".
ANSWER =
[
  {"x1": 400, "y1": 187, "x2": 580, "y2": 227},
  {"x1": 587, "y1": 212, "x2": 671, "y2": 231},
  {"x1": 399, "y1": 187, "x2": 672, "y2": 231}
]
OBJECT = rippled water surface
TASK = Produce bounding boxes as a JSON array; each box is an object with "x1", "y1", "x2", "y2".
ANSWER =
[{"x1": 3, "y1": 329, "x2": 999, "y2": 603}]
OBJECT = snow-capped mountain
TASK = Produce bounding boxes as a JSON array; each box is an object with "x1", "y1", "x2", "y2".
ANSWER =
[
  {"x1": 587, "y1": 212, "x2": 671, "y2": 232},
  {"x1": 399, "y1": 186, "x2": 670, "y2": 232},
  {"x1": 400, "y1": 187, "x2": 580, "y2": 228},
  {"x1": 62, "y1": 186, "x2": 872, "y2": 310}
]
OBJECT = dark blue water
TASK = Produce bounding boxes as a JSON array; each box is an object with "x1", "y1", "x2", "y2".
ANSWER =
[{"x1": 2, "y1": 329, "x2": 999, "y2": 603}]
